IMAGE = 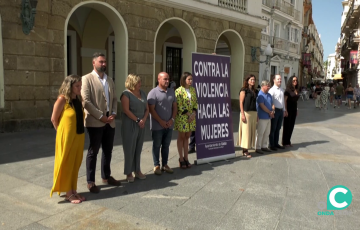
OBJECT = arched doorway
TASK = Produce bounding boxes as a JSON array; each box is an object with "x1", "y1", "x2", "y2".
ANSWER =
[
  {"x1": 153, "y1": 18, "x2": 197, "y2": 88},
  {"x1": 215, "y1": 30, "x2": 245, "y2": 101},
  {"x1": 64, "y1": 1, "x2": 128, "y2": 108}
]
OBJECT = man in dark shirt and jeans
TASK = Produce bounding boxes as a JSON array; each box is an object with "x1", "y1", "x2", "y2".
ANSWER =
[
  {"x1": 335, "y1": 82, "x2": 344, "y2": 108},
  {"x1": 147, "y1": 72, "x2": 178, "y2": 175}
]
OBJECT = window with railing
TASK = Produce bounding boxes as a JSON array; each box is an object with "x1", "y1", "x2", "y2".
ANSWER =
[
  {"x1": 262, "y1": 34, "x2": 300, "y2": 55},
  {"x1": 218, "y1": 0, "x2": 247, "y2": 13},
  {"x1": 286, "y1": 27, "x2": 300, "y2": 43}
]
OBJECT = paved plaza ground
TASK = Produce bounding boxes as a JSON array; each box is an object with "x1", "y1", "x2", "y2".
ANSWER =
[{"x1": 0, "y1": 99, "x2": 360, "y2": 230}]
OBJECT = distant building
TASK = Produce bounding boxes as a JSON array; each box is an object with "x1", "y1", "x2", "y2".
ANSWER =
[
  {"x1": 0, "y1": 0, "x2": 267, "y2": 132},
  {"x1": 259, "y1": 0, "x2": 303, "y2": 89},
  {"x1": 325, "y1": 53, "x2": 341, "y2": 80},
  {"x1": 338, "y1": 0, "x2": 360, "y2": 87},
  {"x1": 299, "y1": 0, "x2": 324, "y2": 86}
]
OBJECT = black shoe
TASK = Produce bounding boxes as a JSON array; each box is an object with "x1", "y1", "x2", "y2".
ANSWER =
[
  {"x1": 87, "y1": 183, "x2": 100, "y2": 193},
  {"x1": 269, "y1": 147, "x2": 277, "y2": 151},
  {"x1": 189, "y1": 148, "x2": 196, "y2": 153},
  {"x1": 276, "y1": 145, "x2": 285, "y2": 149},
  {"x1": 255, "y1": 149, "x2": 264, "y2": 154},
  {"x1": 261, "y1": 148, "x2": 272, "y2": 152},
  {"x1": 102, "y1": 176, "x2": 121, "y2": 186}
]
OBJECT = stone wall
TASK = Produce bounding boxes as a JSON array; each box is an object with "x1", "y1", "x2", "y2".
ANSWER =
[{"x1": 0, "y1": 0, "x2": 261, "y2": 131}]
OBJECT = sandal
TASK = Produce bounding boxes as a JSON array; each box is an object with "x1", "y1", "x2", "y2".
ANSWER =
[
  {"x1": 179, "y1": 158, "x2": 187, "y2": 169},
  {"x1": 74, "y1": 193, "x2": 86, "y2": 201},
  {"x1": 185, "y1": 159, "x2": 192, "y2": 168},
  {"x1": 65, "y1": 194, "x2": 82, "y2": 204},
  {"x1": 242, "y1": 149, "x2": 251, "y2": 158}
]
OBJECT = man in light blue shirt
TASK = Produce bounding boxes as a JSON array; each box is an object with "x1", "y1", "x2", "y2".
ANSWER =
[{"x1": 255, "y1": 80, "x2": 274, "y2": 154}]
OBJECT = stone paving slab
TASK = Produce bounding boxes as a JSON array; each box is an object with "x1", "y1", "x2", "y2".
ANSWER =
[{"x1": 1, "y1": 100, "x2": 360, "y2": 229}]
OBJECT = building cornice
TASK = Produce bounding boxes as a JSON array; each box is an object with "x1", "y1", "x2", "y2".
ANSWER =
[{"x1": 146, "y1": 0, "x2": 267, "y2": 29}]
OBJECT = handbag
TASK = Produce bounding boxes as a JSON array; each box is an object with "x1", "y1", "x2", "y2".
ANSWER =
[{"x1": 353, "y1": 95, "x2": 356, "y2": 101}]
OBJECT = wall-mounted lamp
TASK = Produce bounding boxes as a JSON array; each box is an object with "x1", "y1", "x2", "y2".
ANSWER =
[
  {"x1": 21, "y1": 0, "x2": 38, "y2": 35},
  {"x1": 251, "y1": 44, "x2": 273, "y2": 65}
]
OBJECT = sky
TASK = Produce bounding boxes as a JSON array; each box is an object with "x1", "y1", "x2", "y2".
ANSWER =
[{"x1": 312, "y1": 0, "x2": 343, "y2": 61}]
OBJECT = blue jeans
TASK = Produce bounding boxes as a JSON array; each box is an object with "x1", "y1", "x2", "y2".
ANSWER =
[
  {"x1": 152, "y1": 129, "x2": 173, "y2": 167},
  {"x1": 269, "y1": 108, "x2": 284, "y2": 147}
]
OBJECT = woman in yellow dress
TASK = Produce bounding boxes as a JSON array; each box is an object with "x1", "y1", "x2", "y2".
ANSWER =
[
  {"x1": 50, "y1": 75, "x2": 85, "y2": 204},
  {"x1": 174, "y1": 72, "x2": 198, "y2": 169}
]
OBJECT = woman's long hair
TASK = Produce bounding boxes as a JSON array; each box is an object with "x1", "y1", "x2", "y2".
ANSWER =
[
  {"x1": 241, "y1": 75, "x2": 256, "y2": 91},
  {"x1": 58, "y1": 75, "x2": 82, "y2": 103},
  {"x1": 180, "y1": 72, "x2": 192, "y2": 88},
  {"x1": 286, "y1": 76, "x2": 299, "y2": 91}
]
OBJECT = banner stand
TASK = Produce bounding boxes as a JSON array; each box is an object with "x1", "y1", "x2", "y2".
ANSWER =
[
  {"x1": 194, "y1": 153, "x2": 236, "y2": 165},
  {"x1": 192, "y1": 52, "x2": 235, "y2": 165}
]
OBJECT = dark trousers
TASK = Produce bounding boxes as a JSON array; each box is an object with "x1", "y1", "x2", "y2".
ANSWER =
[
  {"x1": 152, "y1": 129, "x2": 173, "y2": 167},
  {"x1": 282, "y1": 109, "x2": 297, "y2": 145},
  {"x1": 189, "y1": 131, "x2": 196, "y2": 149},
  {"x1": 269, "y1": 108, "x2": 283, "y2": 147},
  {"x1": 86, "y1": 124, "x2": 115, "y2": 183}
]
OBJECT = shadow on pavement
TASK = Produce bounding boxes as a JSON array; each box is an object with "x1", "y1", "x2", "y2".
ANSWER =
[
  {"x1": 57, "y1": 156, "x2": 245, "y2": 203},
  {"x1": 249, "y1": 140, "x2": 330, "y2": 158}
]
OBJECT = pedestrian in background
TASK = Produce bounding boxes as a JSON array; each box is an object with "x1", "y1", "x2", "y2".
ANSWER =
[
  {"x1": 188, "y1": 131, "x2": 196, "y2": 153},
  {"x1": 82, "y1": 53, "x2": 121, "y2": 194},
  {"x1": 148, "y1": 72, "x2": 177, "y2": 175},
  {"x1": 50, "y1": 75, "x2": 85, "y2": 204},
  {"x1": 354, "y1": 83, "x2": 360, "y2": 108},
  {"x1": 237, "y1": 74, "x2": 258, "y2": 158},
  {"x1": 255, "y1": 80, "x2": 274, "y2": 154},
  {"x1": 329, "y1": 83, "x2": 335, "y2": 105},
  {"x1": 282, "y1": 76, "x2": 300, "y2": 147},
  {"x1": 268, "y1": 74, "x2": 286, "y2": 151},
  {"x1": 174, "y1": 72, "x2": 198, "y2": 169},
  {"x1": 345, "y1": 83, "x2": 354, "y2": 109},
  {"x1": 335, "y1": 82, "x2": 344, "y2": 108},
  {"x1": 319, "y1": 84, "x2": 329, "y2": 110},
  {"x1": 120, "y1": 74, "x2": 149, "y2": 182},
  {"x1": 314, "y1": 83, "x2": 322, "y2": 109}
]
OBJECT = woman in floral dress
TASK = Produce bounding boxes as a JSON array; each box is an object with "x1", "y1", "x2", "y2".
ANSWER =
[{"x1": 174, "y1": 72, "x2": 198, "y2": 169}]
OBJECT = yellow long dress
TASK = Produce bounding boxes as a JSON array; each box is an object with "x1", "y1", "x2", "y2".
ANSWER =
[{"x1": 50, "y1": 102, "x2": 85, "y2": 197}]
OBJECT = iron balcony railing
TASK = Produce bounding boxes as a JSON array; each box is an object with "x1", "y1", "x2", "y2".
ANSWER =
[
  {"x1": 218, "y1": 0, "x2": 247, "y2": 13},
  {"x1": 263, "y1": 0, "x2": 301, "y2": 21},
  {"x1": 261, "y1": 34, "x2": 299, "y2": 55}
]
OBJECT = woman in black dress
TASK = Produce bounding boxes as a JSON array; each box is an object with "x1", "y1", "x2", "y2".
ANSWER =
[{"x1": 282, "y1": 76, "x2": 300, "y2": 147}]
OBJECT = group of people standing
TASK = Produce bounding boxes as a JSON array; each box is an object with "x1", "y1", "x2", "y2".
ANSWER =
[
  {"x1": 50, "y1": 53, "x2": 198, "y2": 204},
  {"x1": 313, "y1": 82, "x2": 360, "y2": 110},
  {"x1": 237, "y1": 74, "x2": 299, "y2": 157},
  {"x1": 331, "y1": 82, "x2": 360, "y2": 109}
]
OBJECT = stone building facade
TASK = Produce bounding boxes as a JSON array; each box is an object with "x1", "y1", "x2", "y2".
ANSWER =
[{"x1": 0, "y1": 0, "x2": 266, "y2": 132}]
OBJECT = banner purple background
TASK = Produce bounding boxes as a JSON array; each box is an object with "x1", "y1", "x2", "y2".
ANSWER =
[{"x1": 192, "y1": 53, "x2": 235, "y2": 160}]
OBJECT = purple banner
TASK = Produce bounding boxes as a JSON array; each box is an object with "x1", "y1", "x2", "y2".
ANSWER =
[{"x1": 192, "y1": 53, "x2": 235, "y2": 160}]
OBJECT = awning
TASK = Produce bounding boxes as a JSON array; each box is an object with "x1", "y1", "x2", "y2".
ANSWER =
[{"x1": 333, "y1": 74, "x2": 343, "y2": 80}]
